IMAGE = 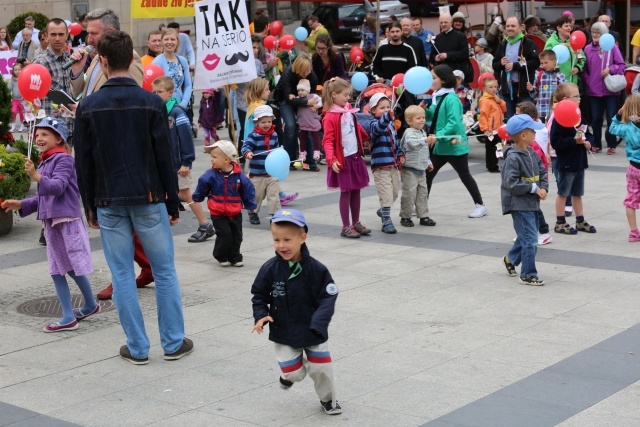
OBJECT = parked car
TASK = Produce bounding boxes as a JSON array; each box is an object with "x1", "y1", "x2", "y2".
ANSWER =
[
  {"x1": 362, "y1": 0, "x2": 411, "y2": 22},
  {"x1": 399, "y1": 0, "x2": 459, "y2": 17},
  {"x1": 302, "y1": 4, "x2": 365, "y2": 44}
]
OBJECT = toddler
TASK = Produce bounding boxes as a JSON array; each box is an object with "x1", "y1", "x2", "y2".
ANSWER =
[
  {"x1": 294, "y1": 78, "x2": 323, "y2": 172},
  {"x1": 7, "y1": 62, "x2": 26, "y2": 132},
  {"x1": 478, "y1": 78, "x2": 506, "y2": 173},
  {"x1": 198, "y1": 88, "x2": 224, "y2": 149}
]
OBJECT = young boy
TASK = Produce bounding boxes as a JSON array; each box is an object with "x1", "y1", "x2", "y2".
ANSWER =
[
  {"x1": 152, "y1": 76, "x2": 215, "y2": 243},
  {"x1": 192, "y1": 140, "x2": 256, "y2": 267},
  {"x1": 550, "y1": 83, "x2": 596, "y2": 235},
  {"x1": 453, "y1": 70, "x2": 472, "y2": 114},
  {"x1": 478, "y1": 78, "x2": 506, "y2": 173},
  {"x1": 526, "y1": 50, "x2": 566, "y2": 123},
  {"x1": 241, "y1": 105, "x2": 281, "y2": 225},
  {"x1": 367, "y1": 93, "x2": 404, "y2": 233},
  {"x1": 399, "y1": 105, "x2": 434, "y2": 227},
  {"x1": 474, "y1": 38, "x2": 494, "y2": 75},
  {"x1": 501, "y1": 114, "x2": 548, "y2": 286},
  {"x1": 251, "y1": 209, "x2": 341, "y2": 415}
]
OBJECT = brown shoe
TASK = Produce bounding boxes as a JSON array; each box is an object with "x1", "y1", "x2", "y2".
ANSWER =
[{"x1": 97, "y1": 284, "x2": 113, "y2": 300}]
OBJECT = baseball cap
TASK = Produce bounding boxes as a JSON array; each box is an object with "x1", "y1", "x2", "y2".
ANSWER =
[
  {"x1": 211, "y1": 140, "x2": 238, "y2": 160},
  {"x1": 253, "y1": 105, "x2": 276, "y2": 122},
  {"x1": 453, "y1": 70, "x2": 465, "y2": 80},
  {"x1": 505, "y1": 114, "x2": 545, "y2": 136},
  {"x1": 369, "y1": 93, "x2": 390, "y2": 111},
  {"x1": 271, "y1": 209, "x2": 308, "y2": 232},
  {"x1": 34, "y1": 116, "x2": 69, "y2": 144}
]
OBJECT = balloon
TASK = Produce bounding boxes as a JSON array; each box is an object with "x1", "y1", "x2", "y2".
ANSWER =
[
  {"x1": 477, "y1": 72, "x2": 495, "y2": 88},
  {"x1": 391, "y1": 73, "x2": 404, "y2": 87},
  {"x1": 265, "y1": 148, "x2": 290, "y2": 181},
  {"x1": 64, "y1": 19, "x2": 72, "y2": 26},
  {"x1": 280, "y1": 35, "x2": 296, "y2": 50},
  {"x1": 142, "y1": 64, "x2": 165, "y2": 91},
  {"x1": 569, "y1": 31, "x2": 586, "y2": 51},
  {"x1": 263, "y1": 35, "x2": 276, "y2": 50},
  {"x1": 270, "y1": 20, "x2": 284, "y2": 37},
  {"x1": 17, "y1": 64, "x2": 52, "y2": 102},
  {"x1": 404, "y1": 66, "x2": 433, "y2": 95},
  {"x1": 599, "y1": 33, "x2": 615, "y2": 52},
  {"x1": 552, "y1": 44, "x2": 570, "y2": 64},
  {"x1": 351, "y1": 72, "x2": 369, "y2": 91},
  {"x1": 554, "y1": 99, "x2": 581, "y2": 127},
  {"x1": 350, "y1": 47, "x2": 364, "y2": 64},
  {"x1": 497, "y1": 124, "x2": 509, "y2": 140},
  {"x1": 68, "y1": 22, "x2": 82, "y2": 36},
  {"x1": 294, "y1": 27, "x2": 308, "y2": 42}
]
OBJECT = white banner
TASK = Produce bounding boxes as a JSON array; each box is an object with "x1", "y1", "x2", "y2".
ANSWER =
[
  {"x1": 0, "y1": 51, "x2": 18, "y2": 80},
  {"x1": 193, "y1": 0, "x2": 257, "y2": 89}
]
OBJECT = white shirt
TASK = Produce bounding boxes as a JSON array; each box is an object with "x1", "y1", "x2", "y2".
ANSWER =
[
  {"x1": 12, "y1": 28, "x2": 40, "y2": 50},
  {"x1": 341, "y1": 113, "x2": 358, "y2": 157}
]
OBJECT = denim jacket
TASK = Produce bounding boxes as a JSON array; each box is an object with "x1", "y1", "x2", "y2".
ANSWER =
[{"x1": 74, "y1": 77, "x2": 180, "y2": 221}]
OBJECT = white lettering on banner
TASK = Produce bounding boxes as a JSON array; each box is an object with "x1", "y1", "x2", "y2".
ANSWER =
[
  {"x1": 194, "y1": 0, "x2": 257, "y2": 89},
  {"x1": 0, "y1": 51, "x2": 18, "y2": 80}
]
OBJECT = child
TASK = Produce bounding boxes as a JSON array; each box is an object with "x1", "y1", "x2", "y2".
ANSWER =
[
  {"x1": 550, "y1": 82, "x2": 596, "y2": 235},
  {"x1": 367, "y1": 93, "x2": 404, "y2": 233},
  {"x1": 295, "y1": 78, "x2": 323, "y2": 172},
  {"x1": 453, "y1": 70, "x2": 472, "y2": 114},
  {"x1": 7, "y1": 62, "x2": 26, "y2": 133},
  {"x1": 321, "y1": 77, "x2": 371, "y2": 238},
  {"x1": 478, "y1": 78, "x2": 506, "y2": 173},
  {"x1": 501, "y1": 114, "x2": 548, "y2": 286},
  {"x1": 192, "y1": 140, "x2": 256, "y2": 266},
  {"x1": 198, "y1": 88, "x2": 223, "y2": 149},
  {"x1": 526, "y1": 50, "x2": 566, "y2": 124},
  {"x1": 242, "y1": 105, "x2": 282, "y2": 225},
  {"x1": 1, "y1": 118, "x2": 99, "y2": 331},
  {"x1": 399, "y1": 105, "x2": 434, "y2": 227},
  {"x1": 152, "y1": 77, "x2": 215, "y2": 243},
  {"x1": 474, "y1": 38, "x2": 494, "y2": 75},
  {"x1": 251, "y1": 209, "x2": 341, "y2": 415},
  {"x1": 608, "y1": 95, "x2": 640, "y2": 242}
]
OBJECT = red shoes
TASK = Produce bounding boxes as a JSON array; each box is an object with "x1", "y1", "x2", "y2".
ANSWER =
[{"x1": 97, "y1": 274, "x2": 154, "y2": 300}]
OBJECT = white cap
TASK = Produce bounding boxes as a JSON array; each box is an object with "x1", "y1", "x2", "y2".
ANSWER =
[
  {"x1": 253, "y1": 105, "x2": 276, "y2": 122},
  {"x1": 211, "y1": 140, "x2": 238, "y2": 160},
  {"x1": 453, "y1": 70, "x2": 465, "y2": 80},
  {"x1": 297, "y1": 79, "x2": 311, "y2": 92},
  {"x1": 369, "y1": 93, "x2": 390, "y2": 110}
]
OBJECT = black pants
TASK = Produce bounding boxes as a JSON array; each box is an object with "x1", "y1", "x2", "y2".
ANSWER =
[
  {"x1": 427, "y1": 153, "x2": 483, "y2": 205},
  {"x1": 211, "y1": 214, "x2": 243, "y2": 263},
  {"x1": 485, "y1": 137, "x2": 500, "y2": 172},
  {"x1": 237, "y1": 109, "x2": 247, "y2": 159}
]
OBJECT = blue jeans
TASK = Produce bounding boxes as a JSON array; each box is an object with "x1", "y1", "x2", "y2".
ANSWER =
[
  {"x1": 97, "y1": 204, "x2": 185, "y2": 359},
  {"x1": 504, "y1": 90, "x2": 533, "y2": 120},
  {"x1": 278, "y1": 102, "x2": 298, "y2": 163},
  {"x1": 508, "y1": 211, "x2": 539, "y2": 278},
  {"x1": 589, "y1": 95, "x2": 618, "y2": 149}
]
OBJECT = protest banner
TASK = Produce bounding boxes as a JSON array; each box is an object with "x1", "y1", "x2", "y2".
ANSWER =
[
  {"x1": 132, "y1": 0, "x2": 195, "y2": 19},
  {"x1": 0, "y1": 51, "x2": 17, "y2": 80}
]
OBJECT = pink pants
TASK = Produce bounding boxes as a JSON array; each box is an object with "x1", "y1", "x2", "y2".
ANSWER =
[{"x1": 11, "y1": 99, "x2": 24, "y2": 123}]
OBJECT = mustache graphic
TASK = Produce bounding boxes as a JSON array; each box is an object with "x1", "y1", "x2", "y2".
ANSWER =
[{"x1": 225, "y1": 51, "x2": 250, "y2": 66}]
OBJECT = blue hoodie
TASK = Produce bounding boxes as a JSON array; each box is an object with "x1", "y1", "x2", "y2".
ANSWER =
[{"x1": 609, "y1": 115, "x2": 640, "y2": 165}]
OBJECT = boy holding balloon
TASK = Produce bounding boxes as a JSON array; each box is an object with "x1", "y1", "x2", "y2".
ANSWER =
[{"x1": 526, "y1": 50, "x2": 566, "y2": 123}]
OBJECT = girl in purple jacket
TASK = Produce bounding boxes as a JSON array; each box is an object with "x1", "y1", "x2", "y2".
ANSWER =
[{"x1": 1, "y1": 118, "x2": 99, "y2": 333}]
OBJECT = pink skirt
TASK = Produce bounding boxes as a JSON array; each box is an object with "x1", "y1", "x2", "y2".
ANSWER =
[
  {"x1": 45, "y1": 219, "x2": 94, "y2": 276},
  {"x1": 327, "y1": 153, "x2": 369, "y2": 191}
]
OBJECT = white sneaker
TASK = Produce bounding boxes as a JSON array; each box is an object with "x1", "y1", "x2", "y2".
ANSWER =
[
  {"x1": 9, "y1": 123, "x2": 15, "y2": 132},
  {"x1": 538, "y1": 233, "x2": 553, "y2": 245},
  {"x1": 468, "y1": 204, "x2": 488, "y2": 218},
  {"x1": 17, "y1": 125, "x2": 25, "y2": 132}
]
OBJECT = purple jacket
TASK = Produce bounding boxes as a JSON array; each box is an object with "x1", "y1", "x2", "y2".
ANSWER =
[
  {"x1": 582, "y1": 43, "x2": 626, "y2": 97},
  {"x1": 296, "y1": 94, "x2": 322, "y2": 131},
  {"x1": 20, "y1": 153, "x2": 83, "y2": 221}
]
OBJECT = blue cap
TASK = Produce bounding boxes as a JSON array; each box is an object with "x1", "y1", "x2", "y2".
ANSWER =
[
  {"x1": 506, "y1": 114, "x2": 545, "y2": 136},
  {"x1": 271, "y1": 209, "x2": 308, "y2": 232},
  {"x1": 34, "y1": 116, "x2": 69, "y2": 144}
]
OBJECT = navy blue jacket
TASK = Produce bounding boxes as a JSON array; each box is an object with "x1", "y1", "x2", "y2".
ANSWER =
[
  {"x1": 168, "y1": 104, "x2": 195, "y2": 171},
  {"x1": 251, "y1": 244, "x2": 338, "y2": 348},
  {"x1": 550, "y1": 120, "x2": 591, "y2": 172},
  {"x1": 192, "y1": 162, "x2": 257, "y2": 217},
  {"x1": 362, "y1": 112, "x2": 403, "y2": 170}
]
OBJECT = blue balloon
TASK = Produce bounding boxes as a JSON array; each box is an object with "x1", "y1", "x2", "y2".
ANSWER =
[
  {"x1": 351, "y1": 72, "x2": 369, "y2": 91},
  {"x1": 265, "y1": 148, "x2": 291, "y2": 181},
  {"x1": 404, "y1": 66, "x2": 433, "y2": 95},
  {"x1": 552, "y1": 44, "x2": 570, "y2": 65},
  {"x1": 294, "y1": 27, "x2": 308, "y2": 42},
  {"x1": 64, "y1": 19, "x2": 71, "y2": 26},
  {"x1": 599, "y1": 33, "x2": 615, "y2": 52}
]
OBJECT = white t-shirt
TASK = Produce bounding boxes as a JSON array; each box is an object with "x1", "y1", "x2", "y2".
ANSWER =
[
  {"x1": 341, "y1": 113, "x2": 358, "y2": 157},
  {"x1": 534, "y1": 120, "x2": 549, "y2": 154}
]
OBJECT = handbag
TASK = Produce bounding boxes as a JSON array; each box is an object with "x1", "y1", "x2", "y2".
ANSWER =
[{"x1": 604, "y1": 51, "x2": 626, "y2": 93}]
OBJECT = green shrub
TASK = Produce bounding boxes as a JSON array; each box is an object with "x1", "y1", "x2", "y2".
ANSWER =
[{"x1": 0, "y1": 145, "x2": 30, "y2": 202}]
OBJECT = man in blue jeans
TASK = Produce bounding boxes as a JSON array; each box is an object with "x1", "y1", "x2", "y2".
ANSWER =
[{"x1": 74, "y1": 30, "x2": 193, "y2": 365}]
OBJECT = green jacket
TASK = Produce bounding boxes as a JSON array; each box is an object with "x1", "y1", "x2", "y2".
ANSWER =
[
  {"x1": 306, "y1": 26, "x2": 329, "y2": 55},
  {"x1": 426, "y1": 93, "x2": 469, "y2": 156},
  {"x1": 544, "y1": 32, "x2": 584, "y2": 84}
]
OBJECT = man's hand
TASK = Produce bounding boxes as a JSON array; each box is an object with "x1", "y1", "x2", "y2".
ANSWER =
[
  {"x1": 251, "y1": 316, "x2": 274, "y2": 334},
  {"x1": 178, "y1": 166, "x2": 189, "y2": 176},
  {"x1": 571, "y1": 67, "x2": 579, "y2": 76},
  {"x1": 526, "y1": 82, "x2": 533, "y2": 91},
  {"x1": 69, "y1": 47, "x2": 88, "y2": 76}
]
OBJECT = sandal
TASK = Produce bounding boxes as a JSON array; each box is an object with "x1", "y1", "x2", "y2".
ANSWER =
[
  {"x1": 554, "y1": 222, "x2": 577, "y2": 235},
  {"x1": 576, "y1": 221, "x2": 597, "y2": 233}
]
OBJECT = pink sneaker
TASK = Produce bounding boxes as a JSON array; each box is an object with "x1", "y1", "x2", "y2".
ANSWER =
[
  {"x1": 629, "y1": 230, "x2": 640, "y2": 242},
  {"x1": 280, "y1": 192, "x2": 299, "y2": 206}
]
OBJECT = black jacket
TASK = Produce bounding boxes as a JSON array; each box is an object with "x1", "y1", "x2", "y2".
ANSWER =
[
  {"x1": 251, "y1": 244, "x2": 337, "y2": 348},
  {"x1": 492, "y1": 36, "x2": 540, "y2": 99},
  {"x1": 403, "y1": 35, "x2": 428, "y2": 67},
  {"x1": 550, "y1": 120, "x2": 591, "y2": 172},
  {"x1": 273, "y1": 67, "x2": 318, "y2": 105},
  {"x1": 429, "y1": 29, "x2": 473, "y2": 83},
  {"x1": 372, "y1": 42, "x2": 418, "y2": 81}
]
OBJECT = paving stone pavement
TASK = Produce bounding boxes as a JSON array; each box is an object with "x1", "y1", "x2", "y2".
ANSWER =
[{"x1": 2, "y1": 124, "x2": 640, "y2": 426}]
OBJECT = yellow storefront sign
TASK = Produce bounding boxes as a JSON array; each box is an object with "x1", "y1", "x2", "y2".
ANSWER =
[{"x1": 132, "y1": 0, "x2": 195, "y2": 19}]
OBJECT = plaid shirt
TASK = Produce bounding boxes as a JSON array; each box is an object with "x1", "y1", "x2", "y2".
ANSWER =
[
  {"x1": 533, "y1": 69, "x2": 566, "y2": 120},
  {"x1": 33, "y1": 47, "x2": 74, "y2": 135}
]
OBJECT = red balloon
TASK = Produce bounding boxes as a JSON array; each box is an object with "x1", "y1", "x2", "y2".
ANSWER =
[
  {"x1": 350, "y1": 47, "x2": 364, "y2": 64},
  {"x1": 68, "y1": 22, "x2": 82, "y2": 36},
  {"x1": 263, "y1": 35, "x2": 276, "y2": 50},
  {"x1": 142, "y1": 64, "x2": 165, "y2": 91},
  {"x1": 280, "y1": 35, "x2": 296, "y2": 50},
  {"x1": 477, "y1": 72, "x2": 495, "y2": 89},
  {"x1": 554, "y1": 100, "x2": 582, "y2": 127},
  {"x1": 270, "y1": 20, "x2": 284, "y2": 37},
  {"x1": 17, "y1": 64, "x2": 52, "y2": 102},
  {"x1": 391, "y1": 73, "x2": 404, "y2": 87},
  {"x1": 497, "y1": 124, "x2": 509, "y2": 140},
  {"x1": 570, "y1": 31, "x2": 586, "y2": 51}
]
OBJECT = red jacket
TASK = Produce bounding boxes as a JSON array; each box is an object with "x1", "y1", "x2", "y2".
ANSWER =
[
  {"x1": 321, "y1": 111, "x2": 369, "y2": 170},
  {"x1": 192, "y1": 162, "x2": 257, "y2": 217}
]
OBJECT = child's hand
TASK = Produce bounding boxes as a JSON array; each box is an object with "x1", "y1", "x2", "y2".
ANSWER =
[
  {"x1": 537, "y1": 188, "x2": 547, "y2": 200},
  {"x1": 331, "y1": 161, "x2": 341, "y2": 173},
  {"x1": 389, "y1": 109, "x2": 394, "y2": 120},
  {"x1": 251, "y1": 316, "x2": 274, "y2": 334},
  {"x1": 427, "y1": 164, "x2": 434, "y2": 172},
  {"x1": 426, "y1": 135, "x2": 436, "y2": 147},
  {"x1": 178, "y1": 166, "x2": 189, "y2": 176},
  {"x1": 245, "y1": 152, "x2": 254, "y2": 159},
  {"x1": 526, "y1": 82, "x2": 533, "y2": 92},
  {"x1": 25, "y1": 159, "x2": 39, "y2": 180},
  {"x1": 1, "y1": 199, "x2": 21, "y2": 212},
  {"x1": 399, "y1": 155, "x2": 405, "y2": 165}
]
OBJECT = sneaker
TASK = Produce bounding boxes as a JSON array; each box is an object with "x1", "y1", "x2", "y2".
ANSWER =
[
  {"x1": 400, "y1": 218, "x2": 414, "y2": 227},
  {"x1": 340, "y1": 226, "x2": 360, "y2": 238},
  {"x1": 353, "y1": 222, "x2": 371, "y2": 235},
  {"x1": 320, "y1": 400, "x2": 342, "y2": 415},
  {"x1": 43, "y1": 319, "x2": 79, "y2": 333},
  {"x1": 502, "y1": 255, "x2": 517, "y2": 277},
  {"x1": 39, "y1": 229, "x2": 46, "y2": 245},
  {"x1": 73, "y1": 303, "x2": 101, "y2": 321},
  {"x1": 319, "y1": 158, "x2": 327, "y2": 165},
  {"x1": 279, "y1": 377, "x2": 293, "y2": 389},
  {"x1": 565, "y1": 206, "x2": 573, "y2": 217},
  {"x1": 164, "y1": 337, "x2": 194, "y2": 360},
  {"x1": 231, "y1": 261, "x2": 244, "y2": 267},
  {"x1": 468, "y1": 204, "x2": 488, "y2": 218},
  {"x1": 119, "y1": 345, "x2": 149, "y2": 365},
  {"x1": 607, "y1": 147, "x2": 616, "y2": 155},
  {"x1": 17, "y1": 125, "x2": 25, "y2": 132},
  {"x1": 381, "y1": 222, "x2": 397, "y2": 234},
  {"x1": 419, "y1": 217, "x2": 436, "y2": 226},
  {"x1": 9, "y1": 123, "x2": 15, "y2": 132},
  {"x1": 280, "y1": 192, "x2": 299, "y2": 206},
  {"x1": 188, "y1": 223, "x2": 215, "y2": 243},
  {"x1": 219, "y1": 261, "x2": 232, "y2": 267},
  {"x1": 538, "y1": 233, "x2": 553, "y2": 245},
  {"x1": 629, "y1": 230, "x2": 640, "y2": 242},
  {"x1": 313, "y1": 150, "x2": 321, "y2": 160},
  {"x1": 519, "y1": 275, "x2": 545, "y2": 286},
  {"x1": 249, "y1": 212, "x2": 260, "y2": 225},
  {"x1": 299, "y1": 151, "x2": 307, "y2": 161}
]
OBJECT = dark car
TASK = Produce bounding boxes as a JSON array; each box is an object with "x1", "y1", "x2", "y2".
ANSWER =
[
  {"x1": 302, "y1": 3, "x2": 365, "y2": 44},
  {"x1": 400, "y1": 0, "x2": 458, "y2": 17}
]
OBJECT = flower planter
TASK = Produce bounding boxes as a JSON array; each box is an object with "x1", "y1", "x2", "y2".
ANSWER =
[{"x1": 0, "y1": 209, "x2": 13, "y2": 235}]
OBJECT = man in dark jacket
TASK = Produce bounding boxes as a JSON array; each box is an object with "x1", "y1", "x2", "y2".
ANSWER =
[
  {"x1": 74, "y1": 31, "x2": 193, "y2": 365},
  {"x1": 372, "y1": 22, "x2": 418, "y2": 82},
  {"x1": 430, "y1": 13, "x2": 473, "y2": 84},
  {"x1": 492, "y1": 16, "x2": 540, "y2": 119},
  {"x1": 400, "y1": 17, "x2": 428, "y2": 67}
]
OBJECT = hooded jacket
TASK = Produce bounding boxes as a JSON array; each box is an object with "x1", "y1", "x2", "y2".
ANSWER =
[
  {"x1": 501, "y1": 145, "x2": 548, "y2": 214},
  {"x1": 478, "y1": 93, "x2": 506, "y2": 133},
  {"x1": 192, "y1": 162, "x2": 257, "y2": 217}
]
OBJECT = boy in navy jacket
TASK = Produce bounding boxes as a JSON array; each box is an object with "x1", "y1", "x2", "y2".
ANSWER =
[{"x1": 251, "y1": 209, "x2": 341, "y2": 415}]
